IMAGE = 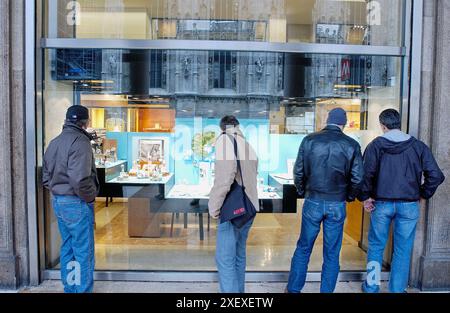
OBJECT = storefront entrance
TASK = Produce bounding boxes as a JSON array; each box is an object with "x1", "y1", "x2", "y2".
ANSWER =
[{"x1": 35, "y1": 0, "x2": 413, "y2": 282}]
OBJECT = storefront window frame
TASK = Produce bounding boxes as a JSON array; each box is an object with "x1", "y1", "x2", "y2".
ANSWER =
[{"x1": 25, "y1": 0, "x2": 424, "y2": 284}]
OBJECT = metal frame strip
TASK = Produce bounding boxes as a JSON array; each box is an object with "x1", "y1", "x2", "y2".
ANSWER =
[
  {"x1": 25, "y1": 0, "x2": 40, "y2": 286},
  {"x1": 41, "y1": 38, "x2": 406, "y2": 56},
  {"x1": 401, "y1": 0, "x2": 413, "y2": 132},
  {"x1": 407, "y1": 0, "x2": 424, "y2": 138},
  {"x1": 43, "y1": 270, "x2": 390, "y2": 283}
]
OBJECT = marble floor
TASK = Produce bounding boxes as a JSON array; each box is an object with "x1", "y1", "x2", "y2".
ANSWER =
[
  {"x1": 87, "y1": 199, "x2": 368, "y2": 271},
  {"x1": 22, "y1": 280, "x2": 426, "y2": 293}
]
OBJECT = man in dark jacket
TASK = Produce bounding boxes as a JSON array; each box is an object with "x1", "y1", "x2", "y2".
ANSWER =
[
  {"x1": 43, "y1": 105, "x2": 99, "y2": 293},
  {"x1": 287, "y1": 108, "x2": 364, "y2": 293},
  {"x1": 359, "y1": 109, "x2": 444, "y2": 293}
]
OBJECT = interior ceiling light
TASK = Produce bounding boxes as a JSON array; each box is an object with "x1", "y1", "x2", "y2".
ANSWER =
[
  {"x1": 147, "y1": 104, "x2": 170, "y2": 108},
  {"x1": 334, "y1": 84, "x2": 362, "y2": 89},
  {"x1": 89, "y1": 80, "x2": 114, "y2": 84}
]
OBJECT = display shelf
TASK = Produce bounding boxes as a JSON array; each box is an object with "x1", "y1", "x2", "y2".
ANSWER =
[
  {"x1": 269, "y1": 173, "x2": 294, "y2": 185},
  {"x1": 96, "y1": 160, "x2": 127, "y2": 169},
  {"x1": 268, "y1": 174, "x2": 298, "y2": 213},
  {"x1": 107, "y1": 173, "x2": 174, "y2": 185},
  {"x1": 165, "y1": 184, "x2": 282, "y2": 200}
]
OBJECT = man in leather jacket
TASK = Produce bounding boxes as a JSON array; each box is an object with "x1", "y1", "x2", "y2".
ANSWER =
[
  {"x1": 43, "y1": 105, "x2": 99, "y2": 293},
  {"x1": 286, "y1": 108, "x2": 364, "y2": 293}
]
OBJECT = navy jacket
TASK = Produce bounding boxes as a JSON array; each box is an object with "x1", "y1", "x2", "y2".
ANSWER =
[{"x1": 359, "y1": 136, "x2": 445, "y2": 202}]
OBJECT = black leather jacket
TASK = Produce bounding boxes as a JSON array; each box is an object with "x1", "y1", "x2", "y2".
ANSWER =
[{"x1": 294, "y1": 125, "x2": 364, "y2": 202}]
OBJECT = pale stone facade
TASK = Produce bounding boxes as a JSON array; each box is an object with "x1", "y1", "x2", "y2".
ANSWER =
[{"x1": 0, "y1": 0, "x2": 29, "y2": 289}]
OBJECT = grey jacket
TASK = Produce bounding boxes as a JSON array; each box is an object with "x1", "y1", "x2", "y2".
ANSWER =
[
  {"x1": 43, "y1": 122, "x2": 99, "y2": 203},
  {"x1": 208, "y1": 127, "x2": 259, "y2": 219}
]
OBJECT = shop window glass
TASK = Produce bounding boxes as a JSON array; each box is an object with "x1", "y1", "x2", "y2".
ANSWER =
[
  {"x1": 42, "y1": 48, "x2": 401, "y2": 271},
  {"x1": 43, "y1": 0, "x2": 404, "y2": 46}
]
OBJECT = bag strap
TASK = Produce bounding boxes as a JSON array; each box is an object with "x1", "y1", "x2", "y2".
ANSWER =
[{"x1": 222, "y1": 132, "x2": 245, "y2": 189}]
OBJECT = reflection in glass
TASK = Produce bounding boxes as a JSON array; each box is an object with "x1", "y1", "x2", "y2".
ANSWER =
[
  {"x1": 44, "y1": 0, "x2": 404, "y2": 46},
  {"x1": 42, "y1": 48, "x2": 401, "y2": 271}
]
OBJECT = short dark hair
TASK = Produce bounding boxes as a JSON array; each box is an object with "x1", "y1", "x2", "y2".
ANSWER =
[
  {"x1": 220, "y1": 115, "x2": 240, "y2": 131},
  {"x1": 379, "y1": 109, "x2": 401, "y2": 130}
]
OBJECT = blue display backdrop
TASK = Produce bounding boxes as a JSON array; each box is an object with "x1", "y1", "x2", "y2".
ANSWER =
[{"x1": 107, "y1": 118, "x2": 305, "y2": 185}]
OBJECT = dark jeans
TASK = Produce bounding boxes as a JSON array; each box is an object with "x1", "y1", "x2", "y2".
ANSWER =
[
  {"x1": 53, "y1": 195, "x2": 95, "y2": 293},
  {"x1": 287, "y1": 199, "x2": 346, "y2": 293}
]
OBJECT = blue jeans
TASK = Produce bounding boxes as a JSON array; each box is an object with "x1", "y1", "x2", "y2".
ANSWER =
[
  {"x1": 52, "y1": 195, "x2": 95, "y2": 293},
  {"x1": 363, "y1": 201, "x2": 419, "y2": 293},
  {"x1": 287, "y1": 199, "x2": 346, "y2": 293},
  {"x1": 216, "y1": 218, "x2": 254, "y2": 293}
]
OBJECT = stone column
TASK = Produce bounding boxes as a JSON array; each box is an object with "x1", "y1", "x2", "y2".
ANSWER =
[
  {"x1": 410, "y1": 0, "x2": 450, "y2": 290},
  {"x1": 0, "y1": 0, "x2": 28, "y2": 289},
  {"x1": 0, "y1": 0, "x2": 17, "y2": 288}
]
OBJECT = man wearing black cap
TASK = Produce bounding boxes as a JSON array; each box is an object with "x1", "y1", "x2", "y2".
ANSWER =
[
  {"x1": 286, "y1": 108, "x2": 364, "y2": 293},
  {"x1": 43, "y1": 105, "x2": 99, "y2": 293}
]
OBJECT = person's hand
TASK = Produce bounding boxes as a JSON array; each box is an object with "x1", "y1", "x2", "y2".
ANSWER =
[
  {"x1": 209, "y1": 212, "x2": 220, "y2": 220},
  {"x1": 363, "y1": 198, "x2": 375, "y2": 213}
]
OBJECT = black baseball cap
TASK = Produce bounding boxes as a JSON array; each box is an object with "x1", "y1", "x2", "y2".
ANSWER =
[{"x1": 66, "y1": 105, "x2": 89, "y2": 121}]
